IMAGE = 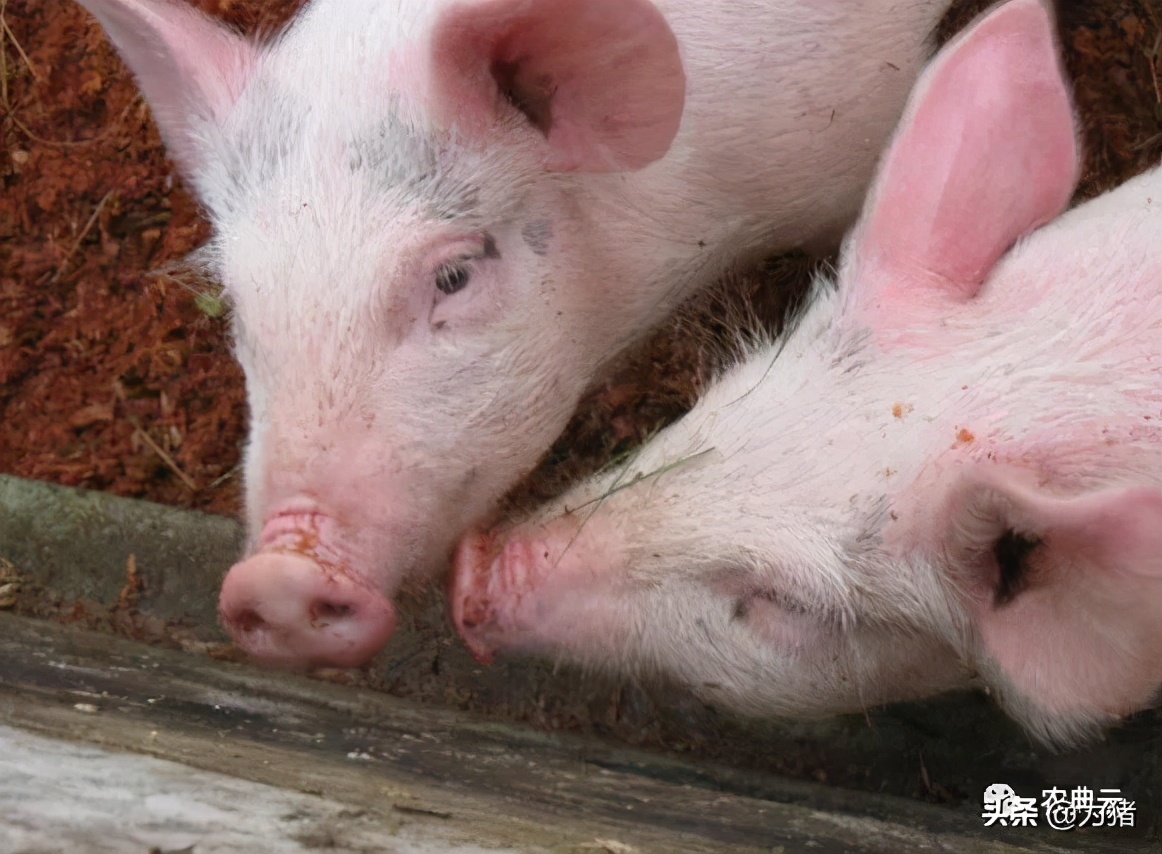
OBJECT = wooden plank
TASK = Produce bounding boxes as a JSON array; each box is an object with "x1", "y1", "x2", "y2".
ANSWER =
[
  {"x1": 0, "y1": 723, "x2": 509, "y2": 854},
  {"x1": 0, "y1": 614, "x2": 1142, "y2": 853}
]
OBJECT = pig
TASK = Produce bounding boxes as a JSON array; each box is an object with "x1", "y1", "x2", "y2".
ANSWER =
[
  {"x1": 448, "y1": 0, "x2": 1162, "y2": 747},
  {"x1": 75, "y1": 0, "x2": 954, "y2": 668}
]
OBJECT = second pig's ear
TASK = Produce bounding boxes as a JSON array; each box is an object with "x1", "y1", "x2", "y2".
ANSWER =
[
  {"x1": 76, "y1": 0, "x2": 258, "y2": 179},
  {"x1": 845, "y1": 0, "x2": 1079, "y2": 312},
  {"x1": 940, "y1": 466, "x2": 1162, "y2": 744},
  {"x1": 428, "y1": 0, "x2": 686, "y2": 173}
]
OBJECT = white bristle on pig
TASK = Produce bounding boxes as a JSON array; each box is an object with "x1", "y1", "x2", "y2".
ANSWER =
[
  {"x1": 450, "y1": 0, "x2": 1162, "y2": 746},
  {"x1": 75, "y1": 0, "x2": 954, "y2": 667}
]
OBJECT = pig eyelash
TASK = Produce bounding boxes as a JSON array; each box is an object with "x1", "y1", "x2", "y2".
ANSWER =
[
  {"x1": 434, "y1": 259, "x2": 473, "y2": 295},
  {"x1": 433, "y1": 233, "x2": 500, "y2": 298}
]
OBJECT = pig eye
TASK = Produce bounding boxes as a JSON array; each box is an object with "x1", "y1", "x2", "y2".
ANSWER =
[
  {"x1": 433, "y1": 233, "x2": 500, "y2": 298},
  {"x1": 435, "y1": 261, "x2": 472, "y2": 295}
]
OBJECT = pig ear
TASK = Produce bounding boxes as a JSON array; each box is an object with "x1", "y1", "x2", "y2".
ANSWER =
[
  {"x1": 850, "y1": 0, "x2": 1079, "y2": 304},
  {"x1": 77, "y1": 0, "x2": 257, "y2": 176},
  {"x1": 429, "y1": 0, "x2": 686, "y2": 173},
  {"x1": 944, "y1": 468, "x2": 1162, "y2": 729}
]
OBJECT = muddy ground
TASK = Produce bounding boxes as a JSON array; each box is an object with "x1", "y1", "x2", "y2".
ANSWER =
[{"x1": 2, "y1": 0, "x2": 1161, "y2": 807}]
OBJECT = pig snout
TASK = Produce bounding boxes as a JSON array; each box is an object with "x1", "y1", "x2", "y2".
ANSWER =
[
  {"x1": 449, "y1": 520, "x2": 620, "y2": 666},
  {"x1": 447, "y1": 530, "x2": 512, "y2": 665},
  {"x1": 219, "y1": 516, "x2": 394, "y2": 669}
]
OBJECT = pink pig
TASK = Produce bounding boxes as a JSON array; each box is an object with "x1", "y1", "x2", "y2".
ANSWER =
[
  {"x1": 449, "y1": 0, "x2": 1162, "y2": 745},
  {"x1": 75, "y1": 0, "x2": 953, "y2": 667}
]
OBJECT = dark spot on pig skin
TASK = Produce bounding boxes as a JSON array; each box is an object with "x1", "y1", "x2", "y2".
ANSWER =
[
  {"x1": 992, "y1": 530, "x2": 1042, "y2": 607},
  {"x1": 345, "y1": 113, "x2": 480, "y2": 219},
  {"x1": 521, "y1": 219, "x2": 553, "y2": 256},
  {"x1": 482, "y1": 233, "x2": 500, "y2": 260}
]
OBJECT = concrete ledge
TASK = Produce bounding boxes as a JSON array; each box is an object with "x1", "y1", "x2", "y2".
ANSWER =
[
  {"x1": 0, "y1": 473, "x2": 241, "y2": 629},
  {"x1": 0, "y1": 613, "x2": 1137, "y2": 853},
  {"x1": 0, "y1": 474, "x2": 1158, "y2": 849}
]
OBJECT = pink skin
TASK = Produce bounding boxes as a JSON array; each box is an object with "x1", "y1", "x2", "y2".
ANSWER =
[
  {"x1": 219, "y1": 507, "x2": 395, "y2": 669},
  {"x1": 448, "y1": 0, "x2": 1162, "y2": 744},
  {"x1": 75, "y1": 0, "x2": 952, "y2": 670},
  {"x1": 205, "y1": 0, "x2": 691, "y2": 669},
  {"x1": 449, "y1": 520, "x2": 626, "y2": 665}
]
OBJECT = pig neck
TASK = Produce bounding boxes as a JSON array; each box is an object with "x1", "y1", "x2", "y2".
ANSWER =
[{"x1": 576, "y1": 0, "x2": 950, "y2": 338}]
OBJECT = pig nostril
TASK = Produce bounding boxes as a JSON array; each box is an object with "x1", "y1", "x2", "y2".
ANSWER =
[
  {"x1": 233, "y1": 608, "x2": 267, "y2": 635},
  {"x1": 310, "y1": 600, "x2": 354, "y2": 625},
  {"x1": 220, "y1": 551, "x2": 395, "y2": 668}
]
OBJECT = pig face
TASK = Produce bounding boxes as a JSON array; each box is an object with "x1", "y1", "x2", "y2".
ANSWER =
[
  {"x1": 213, "y1": 90, "x2": 611, "y2": 635},
  {"x1": 75, "y1": 0, "x2": 688, "y2": 667},
  {"x1": 451, "y1": 0, "x2": 1162, "y2": 745}
]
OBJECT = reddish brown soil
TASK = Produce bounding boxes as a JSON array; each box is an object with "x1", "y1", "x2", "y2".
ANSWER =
[{"x1": 2, "y1": 0, "x2": 1160, "y2": 520}]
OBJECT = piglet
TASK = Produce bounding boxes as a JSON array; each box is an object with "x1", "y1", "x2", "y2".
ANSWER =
[
  {"x1": 75, "y1": 0, "x2": 952, "y2": 668},
  {"x1": 449, "y1": 0, "x2": 1162, "y2": 745}
]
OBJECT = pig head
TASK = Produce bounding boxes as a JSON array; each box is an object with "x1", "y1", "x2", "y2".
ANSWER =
[
  {"x1": 75, "y1": 0, "x2": 950, "y2": 668},
  {"x1": 450, "y1": 0, "x2": 1162, "y2": 745}
]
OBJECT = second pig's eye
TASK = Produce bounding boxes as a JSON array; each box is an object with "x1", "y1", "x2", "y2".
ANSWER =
[{"x1": 435, "y1": 261, "x2": 472, "y2": 295}]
